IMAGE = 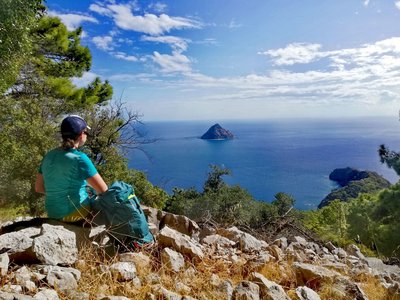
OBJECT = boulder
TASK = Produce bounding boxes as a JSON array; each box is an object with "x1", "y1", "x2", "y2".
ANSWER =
[
  {"x1": 33, "y1": 288, "x2": 60, "y2": 300},
  {"x1": 0, "y1": 253, "x2": 9, "y2": 276},
  {"x1": 200, "y1": 234, "x2": 236, "y2": 248},
  {"x1": 266, "y1": 245, "x2": 284, "y2": 261},
  {"x1": 33, "y1": 224, "x2": 78, "y2": 266},
  {"x1": 0, "y1": 291, "x2": 35, "y2": 299},
  {"x1": 293, "y1": 262, "x2": 342, "y2": 287},
  {"x1": 118, "y1": 252, "x2": 151, "y2": 270},
  {"x1": 0, "y1": 227, "x2": 40, "y2": 263},
  {"x1": 249, "y1": 272, "x2": 290, "y2": 300},
  {"x1": 295, "y1": 286, "x2": 321, "y2": 300},
  {"x1": 142, "y1": 205, "x2": 161, "y2": 232},
  {"x1": 245, "y1": 252, "x2": 273, "y2": 270},
  {"x1": 14, "y1": 266, "x2": 38, "y2": 292},
  {"x1": 160, "y1": 212, "x2": 200, "y2": 240},
  {"x1": 37, "y1": 265, "x2": 81, "y2": 292},
  {"x1": 157, "y1": 226, "x2": 204, "y2": 261},
  {"x1": 109, "y1": 262, "x2": 137, "y2": 281},
  {"x1": 346, "y1": 244, "x2": 365, "y2": 260},
  {"x1": 218, "y1": 227, "x2": 267, "y2": 253},
  {"x1": 152, "y1": 284, "x2": 182, "y2": 300},
  {"x1": 232, "y1": 281, "x2": 260, "y2": 300},
  {"x1": 218, "y1": 280, "x2": 234, "y2": 300},
  {"x1": 161, "y1": 247, "x2": 185, "y2": 272},
  {"x1": 272, "y1": 237, "x2": 288, "y2": 250}
]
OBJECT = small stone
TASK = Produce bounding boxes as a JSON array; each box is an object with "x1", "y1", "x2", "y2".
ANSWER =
[
  {"x1": 161, "y1": 247, "x2": 185, "y2": 272},
  {"x1": 175, "y1": 282, "x2": 191, "y2": 294},
  {"x1": 232, "y1": 281, "x2": 260, "y2": 300},
  {"x1": 109, "y1": 262, "x2": 137, "y2": 281},
  {"x1": 295, "y1": 286, "x2": 321, "y2": 300},
  {"x1": 33, "y1": 288, "x2": 60, "y2": 300},
  {"x1": 0, "y1": 253, "x2": 9, "y2": 276}
]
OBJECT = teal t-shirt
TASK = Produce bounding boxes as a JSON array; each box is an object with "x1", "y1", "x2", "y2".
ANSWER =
[{"x1": 38, "y1": 148, "x2": 98, "y2": 219}]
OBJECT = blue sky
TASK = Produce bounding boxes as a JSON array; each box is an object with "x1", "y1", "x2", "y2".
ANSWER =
[{"x1": 47, "y1": 0, "x2": 400, "y2": 121}]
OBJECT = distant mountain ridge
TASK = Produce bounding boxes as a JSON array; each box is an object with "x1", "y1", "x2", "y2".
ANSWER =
[{"x1": 201, "y1": 123, "x2": 234, "y2": 140}]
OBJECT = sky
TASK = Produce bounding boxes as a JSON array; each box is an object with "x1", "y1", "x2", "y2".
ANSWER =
[{"x1": 46, "y1": 0, "x2": 400, "y2": 121}]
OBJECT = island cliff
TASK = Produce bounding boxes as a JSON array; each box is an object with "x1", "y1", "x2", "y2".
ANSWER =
[
  {"x1": 318, "y1": 167, "x2": 391, "y2": 208},
  {"x1": 201, "y1": 123, "x2": 234, "y2": 140}
]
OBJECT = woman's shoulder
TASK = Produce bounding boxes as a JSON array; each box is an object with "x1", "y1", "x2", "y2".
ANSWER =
[
  {"x1": 72, "y1": 149, "x2": 93, "y2": 163},
  {"x1": 44, "y1": 147, "x2": 63, "y2": 156}
]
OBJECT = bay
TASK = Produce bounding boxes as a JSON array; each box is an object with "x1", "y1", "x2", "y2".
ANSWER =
[{"x1": 128, "y1": 117, "x2": 400, "y2": 210}]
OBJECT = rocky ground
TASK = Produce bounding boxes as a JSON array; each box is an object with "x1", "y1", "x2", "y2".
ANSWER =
[{"x1": 0, "y1": 206, "x2": 399, "y2": 300}]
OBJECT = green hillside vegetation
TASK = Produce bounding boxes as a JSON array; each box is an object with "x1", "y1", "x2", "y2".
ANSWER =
[
  {"x1": 318, "y1": 171, "x2": 392, "y2": 208},
  {"x1": 163, "y1": 164, "x2": 400, "y2": 258},
  {"x1": 165, "y1": 165, "x2": 298, "y2": 230},
  {"x1": 1, "y1": 0, "x2": 399, "y2": 261},
  {"x1": 303, "y1": 184, "x2": 400, "y2": 258},
  {"x1": 0, "y1": 0, "x2": 167, "y2": 214}
]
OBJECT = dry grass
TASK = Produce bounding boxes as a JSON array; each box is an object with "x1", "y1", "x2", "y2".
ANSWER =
[
  {"x1": 67, "y1": 242, "x2": 273, "y2": 299},
  {"x1": 353, "y1": 272, "x2": 394, "y2": 300},
  {"x1": 1, "y1": 231, "x2": 396, "y2": 300},
  {"x1": 69, "y1": 243, "x2": 397, "y2": 300},
  {"x1": 258, "y1": 259, "x2": 297, "y2": 290}
]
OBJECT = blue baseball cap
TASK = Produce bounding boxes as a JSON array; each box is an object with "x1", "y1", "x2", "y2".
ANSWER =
[{"x1": 61, "y1": 115, "x2": 90, "y2": 138}]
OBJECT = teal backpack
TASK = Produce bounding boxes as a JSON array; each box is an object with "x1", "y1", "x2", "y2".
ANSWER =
[{"x1": 91, "y1": 181, "x2": 154, "y2": 247}]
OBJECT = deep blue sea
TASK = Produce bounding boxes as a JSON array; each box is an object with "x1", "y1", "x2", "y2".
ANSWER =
[{"x1": 128, "y1": 117, "x2": 400, "y2": 210}]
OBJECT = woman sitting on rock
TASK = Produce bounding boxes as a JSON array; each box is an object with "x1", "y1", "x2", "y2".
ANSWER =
[
  {"x1": 35, "y1": 115, "x2": 108, "y2": 222},
  {"x1": 35, "y1": 115, "x2": 154, "y2": 249}
]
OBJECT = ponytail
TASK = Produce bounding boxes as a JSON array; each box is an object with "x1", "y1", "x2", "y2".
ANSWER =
[{"x1": 61, "y1": 138, "x2": 76, "y2": 150}]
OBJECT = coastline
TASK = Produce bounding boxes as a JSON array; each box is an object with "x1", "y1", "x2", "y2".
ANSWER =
[{"x1": 130, "y1": 117, "x2": 400, "y2": 210}]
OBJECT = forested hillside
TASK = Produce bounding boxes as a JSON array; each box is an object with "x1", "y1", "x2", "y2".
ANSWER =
[{"x1": 0, "y1": 0, "x2": 167, "y2": 215}]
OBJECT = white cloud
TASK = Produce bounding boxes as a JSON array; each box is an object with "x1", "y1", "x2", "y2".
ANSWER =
[
  {"x1": 261, "y1": 37, "x2": 400, "y2": 68},
  {"x1": 89, "y1": 3, "x2": 201, "y2": 35},
  {"x1": 72, "y1": 72, "x2": 99, "y2": 87},
  {"x1": 109, "y1": 73, "x2": 155, "y2": 82},
  {"x1": 148, "y1": 2, "x2": 168, "y2": 13},
  {"x1": 107, "y1": 36, "x2": 400, "y2": 120},
  {"x1": 363, "y1": 0, "x2": 370, "y2": 7},
  {"x1": 80, "y1": 30, "x2": 88, "y2": 39},
  {"x1": 141, "y1": 35, "x2": 189, "y2": 51},
  {"x1": 195, "y1": 38, "x2": 217, "y2": 45},
  {"x1": 89, "y1": 3, "x2": 113, "y2": 16},
  {"x1": 151, "y1": 51, "x2": 192, "y2": 73},
  {"x1": 260, "y1": 43, "x2": 322, "y2": 65},
  {"x1": 395, "y1": 1, "x2": 400, "y2": 10},
  {"x1": 113, "y1": 52, "x2": 138, "y2": 61},
  {"x1": 48, "y1": 10, "x2": 98, "y2": 30},
  {"x1": 92, "y1": 35, "x2": 114, "y2": 51}
]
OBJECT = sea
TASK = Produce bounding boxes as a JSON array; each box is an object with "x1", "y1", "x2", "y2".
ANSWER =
[{"x1": 127, "y1": 117, "x2": 400, "y2": 210}]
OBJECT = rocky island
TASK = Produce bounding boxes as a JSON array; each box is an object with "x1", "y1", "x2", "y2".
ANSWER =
[
  {"x1": 200, "y1": 123, "x2": 234, "y2": 140},
  {"x1": 318, "y1": 167, "x2": 391, "y2": 208}
]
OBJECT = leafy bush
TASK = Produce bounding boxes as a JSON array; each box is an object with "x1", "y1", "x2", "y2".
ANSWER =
[
  {"x1": 303, "y1": 184, "x2": 400, "y2": 257},
  {"x1": 166, "y1": 165, "x2": 287, "y2": 228}
]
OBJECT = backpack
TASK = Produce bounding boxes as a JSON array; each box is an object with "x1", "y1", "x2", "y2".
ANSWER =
[{"x1": 91, "y1": 181, "x2": 154, "y2": 246}]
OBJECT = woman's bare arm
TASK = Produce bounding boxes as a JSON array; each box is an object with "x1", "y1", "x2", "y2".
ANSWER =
[
  {"x1": 35, "y1": 173, "x2": 45, "y2": 194},
  {"x1": 87, "y1": 173, "x2": 108, "y2": 195}
]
